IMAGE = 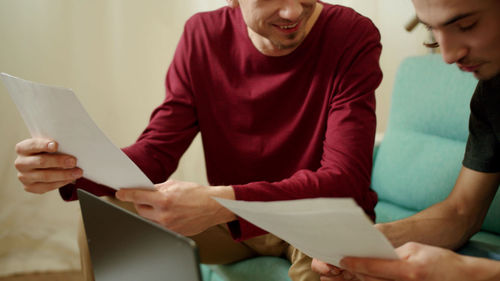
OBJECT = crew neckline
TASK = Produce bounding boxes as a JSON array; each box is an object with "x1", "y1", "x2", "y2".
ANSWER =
[{"x1": 234, "y1": 2, "x2": 327, "y2": 61}]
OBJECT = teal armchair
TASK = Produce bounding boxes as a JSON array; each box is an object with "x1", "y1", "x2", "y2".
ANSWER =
[
  {"x1": 202, "y1": 256, "x2": 292, "y2": 281},
  {"x1": 372, "y1": 54, "x2": 500, "y2": 258}
]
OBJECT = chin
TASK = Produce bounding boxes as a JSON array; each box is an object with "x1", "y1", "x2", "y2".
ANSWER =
[
  {"x1": 476, "y1": 69, "x2": 500, "y2": 80},
  {"x1": 276, "y1": 34, "x2": 306, "y2": 50},
  {"x1": 469, "y1": 62, "x2": 500, "y2": 80},
  {"x1": 276, "y1": 40, "x2": 301, "y2": 50}
]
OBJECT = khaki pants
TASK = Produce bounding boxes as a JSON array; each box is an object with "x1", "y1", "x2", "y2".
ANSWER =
[{"x1": 78, "y1": 196, "x2": 319, "y2": 281}]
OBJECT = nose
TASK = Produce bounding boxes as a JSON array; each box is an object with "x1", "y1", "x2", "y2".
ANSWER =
[
  {"x1": 279, "y1": 0, "x2": 303, "y2": 21},
  {"x1": 435, "y1": 31, "x2": 468, "y2": 64}
]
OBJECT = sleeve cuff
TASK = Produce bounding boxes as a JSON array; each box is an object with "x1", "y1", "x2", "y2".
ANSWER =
[{"x1": 58, "y1": 177, "x2": 116, "y2": 201}]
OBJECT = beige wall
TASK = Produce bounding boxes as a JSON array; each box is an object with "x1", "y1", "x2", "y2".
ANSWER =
[
  {"x1": 0, "y1": 0, "x2": 223, "y2": 275},
  {"x1": 0, "y1": 0, "x2": 430, "y2": 275}
]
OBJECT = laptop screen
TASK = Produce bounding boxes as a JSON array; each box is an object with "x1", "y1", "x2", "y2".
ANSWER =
[{"x1": 77, "y1": 189, "x2": 202, "y2": 281}]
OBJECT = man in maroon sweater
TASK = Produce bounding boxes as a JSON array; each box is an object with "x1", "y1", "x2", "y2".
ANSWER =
[{"x1": 14, "y1": 0, "x2": 382, "y2": 280}]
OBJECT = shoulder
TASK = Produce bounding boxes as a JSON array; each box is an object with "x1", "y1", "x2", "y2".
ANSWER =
[
  {"x1": 310, "y1": 4, "x2": 382, "y2": 73},
  {"x1": 319, "y1": 4, "x2": 380, "y2": 41},
  {"x1": 473, "y1": 75, "x2": 500, "y2": 104},
  {"x1": 183, "y1": 7, "x2": 239, "y2": 40},
  {"x1": 472, "y1": 75, "x2": 500, "y2": 119}
]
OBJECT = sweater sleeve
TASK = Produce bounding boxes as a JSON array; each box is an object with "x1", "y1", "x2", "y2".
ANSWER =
[
  {"x1": 229, "y1": 19, "x2": 382, "y2": 240},
  {"x1": 59, "y1": 23, "x2": 199, "y2": 201}
]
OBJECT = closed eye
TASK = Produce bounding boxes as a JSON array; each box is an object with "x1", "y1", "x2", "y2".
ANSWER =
[
  {"x1": 423, "y1": 41, "x2": 440, "y2": 48},
  {"x1": 458, "y1": 21, "x2": 478, "y2": 32}
]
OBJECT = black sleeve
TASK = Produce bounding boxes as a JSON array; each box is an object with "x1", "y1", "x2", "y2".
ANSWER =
[{"x1": 463, "y1": 81, "x2": 500, "y2": 172}]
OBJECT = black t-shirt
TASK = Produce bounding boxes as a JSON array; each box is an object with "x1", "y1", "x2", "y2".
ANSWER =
[{"x1": 463, "y1": 74, "x2": 500, "y2": 173}]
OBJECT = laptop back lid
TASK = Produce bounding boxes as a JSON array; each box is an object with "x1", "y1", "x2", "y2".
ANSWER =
[{"x1": 77, "y1": 189, "x2": 201, "y2": 281}]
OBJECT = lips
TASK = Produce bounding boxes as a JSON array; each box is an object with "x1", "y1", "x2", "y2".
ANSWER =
[
  {"x1": 458, "y1": 63, "x2": 482, "y2": 72},
  {"x1": 273, "y1": 20, "x2": 301, "y2": 34}
]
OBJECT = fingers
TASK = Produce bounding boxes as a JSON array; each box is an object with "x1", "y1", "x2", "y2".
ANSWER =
[
  {"x1": 320, "y1": 276, "x2": 343, "y2": 281},
  {"x1": 14, "y1": 138, "x2": 82, "y2": 194},
  {"x1": 355, "y1": 274, "x2": 391, "y2": 281},
  {"x1": 341, "y1": 270, "x2": 358, "y2": 280},
  {"x1": 15, "y1": 138, "x2": 58, "y2": 155},
  {"x1": 15, "y1": 138, "x2": 76, "y2": 172},
  {"x1": 117, "y1": 179, "x2": 182, "y2": 204},
  {"x1": 312, "y1": 258, "x2": 331, "y2": 275},
  {"x1": 15, "y1": 153, "x2": 77, "y2": 172},
  {"x1": 116, "y1": 188, "x2": 159, "y2": 205},
  {"x1": 22, "y1": 179, "x2": 77, "y2": 194},
  {"x1": 18, "y1": 167, "x2": 83, "y2": 191},
  {"x1": 312, "y1": 259, "x2": 342, "y2": 275},
  {"x1": 313, "y1": 259, "x2": 351, "y2": 281},
  {"x1": 340, "y1": 257, "x2": 407, "y2": 281},
  {"x1": 132, "y1": 201, "x2": 182, "y2": 232},
  {"x1": 133, "y1": 203, "x2": 158, "y2": 222}
]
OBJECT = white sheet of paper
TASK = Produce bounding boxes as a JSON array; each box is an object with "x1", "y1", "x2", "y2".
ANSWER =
[
  {"x1": 1, "y1": 73, "x2": 154, "y2": 190},
  {"x1": 215, "y1": 198, "x2": 398, "y2": 266}
]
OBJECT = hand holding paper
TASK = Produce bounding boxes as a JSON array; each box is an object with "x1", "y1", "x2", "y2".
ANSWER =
[
  {"x1": 215, "y1": 197, "x2": 398, "y2": 267},
  {"x1": 1, "y1": 73, "x2": 154, "y2": 190},
  {"x1": 14, "y1": 137, "x2": 84, "y2": 193}
]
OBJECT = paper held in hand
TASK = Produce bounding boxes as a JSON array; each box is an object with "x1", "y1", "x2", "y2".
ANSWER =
[
  {"x1": 215, "y1": 197, "x2": 398, "y2": 266},
  {"x1": 1, "y1": 73, "x2": 154, "y2": 190}
]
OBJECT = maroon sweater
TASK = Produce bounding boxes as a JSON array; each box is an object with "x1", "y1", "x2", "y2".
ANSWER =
[{"x1": 61, "y1": 3, "x2": 382, "y2": 240}]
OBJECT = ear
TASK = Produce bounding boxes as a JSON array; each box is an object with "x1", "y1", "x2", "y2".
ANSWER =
[{"x1": 226, "y1": 0, "x2": 239, "y2": 8}]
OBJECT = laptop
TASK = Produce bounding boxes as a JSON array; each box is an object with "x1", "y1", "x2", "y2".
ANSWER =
[{"x1": 77, "y1": 189, "x2": 202, "y2": 281}]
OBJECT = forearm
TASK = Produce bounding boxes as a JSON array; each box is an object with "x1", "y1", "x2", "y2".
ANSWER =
[
  {"x1": 379, "y1": 168, "x2": 500, "y2": 249},
  {"x1": 377, "y1": 200, "x2": 477, "y2": 249}
]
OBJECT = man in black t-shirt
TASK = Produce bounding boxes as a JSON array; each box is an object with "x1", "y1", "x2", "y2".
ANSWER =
[{"x1": 312, "y1": 0, "x2": 500, "y2": 280}]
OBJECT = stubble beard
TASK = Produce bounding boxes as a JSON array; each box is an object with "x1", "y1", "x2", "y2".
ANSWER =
[{"x1": 271, "y1": 31, "x2": 306, "y2": 50}]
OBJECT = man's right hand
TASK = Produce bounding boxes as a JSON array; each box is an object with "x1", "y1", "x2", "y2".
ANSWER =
[{"x1": 14, "y1": 138, "x2": 83, "y2": 194}]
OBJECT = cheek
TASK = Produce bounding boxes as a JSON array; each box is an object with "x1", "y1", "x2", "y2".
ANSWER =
[
  {"x1": 472, "y1": 18, "x2": 500, "y2": 57},
  {"x1": 490, "y1": 27, "x2": 500, "y2": 55},
  {"x1": 244, "y1": 9, "x2": 269, "y2": 30},
  {"x1": 470, "y1": 31, "x2": 500, "y2": 60}
]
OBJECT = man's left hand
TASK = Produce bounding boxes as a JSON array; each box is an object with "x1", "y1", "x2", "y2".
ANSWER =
[{"x1": 115, "y1": 179, "x2": 236, "y2": 236}]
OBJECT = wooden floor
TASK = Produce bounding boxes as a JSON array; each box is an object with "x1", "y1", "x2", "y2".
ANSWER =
[{"x1": 0, "y1": 271, "x2": 83, "y2": 281}]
